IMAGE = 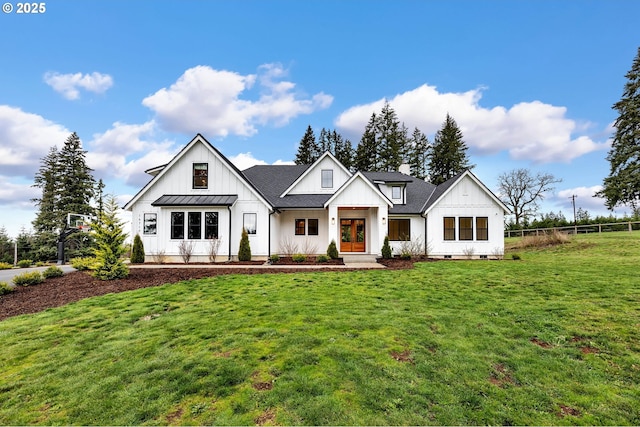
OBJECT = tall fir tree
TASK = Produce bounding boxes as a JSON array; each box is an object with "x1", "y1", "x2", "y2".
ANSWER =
[
  {"x1": 330, "y1": 130, "x2": 355, "y2": 171},
  {"x1": 407, "y1": 127, "x2": 430, "y2": 180},
  {"x1": 294, "y1": 125, "x2": 319, "y2": 164},
  {"x1": 354, "y1": 113, "x2": 379, "y2": 171},
  {"x1": 597, "y1": 47, "x2": 640, "y2": 209},
  {"x1": 32, "y1": 146, "x2": 61, "y2": 233},
  {"x1": 57, "y1": 132, "x2": 96, "y2": 219},
  {"x1": 377, "y1": 101, "x2": 408, "y2": 171},
  {"x1": 427, "y1": 114, "x2": 473, "y2": 185}
]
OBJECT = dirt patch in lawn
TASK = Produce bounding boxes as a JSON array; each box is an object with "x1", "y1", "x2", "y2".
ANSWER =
[{"x1": 530, "y1": 337, "x2": 553, "y2": 349}]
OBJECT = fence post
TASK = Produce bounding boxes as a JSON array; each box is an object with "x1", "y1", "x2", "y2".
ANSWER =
[{"x1": 630, "y1": 222, "x2": 633, "y2": 232}]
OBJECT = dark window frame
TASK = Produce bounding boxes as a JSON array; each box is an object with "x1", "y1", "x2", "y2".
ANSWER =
[
  {"x1": 459, "y1": 217, "x2": 474, "y2": 241},
  {"x1": 444, "y1": 217, "x2": 455, "y2": 241},
  {"x1": 295, "y1": 219, "x2": 306, "y2": 235},
  {"x1": 308, "y1": 218, "x2": 319, "y2": 236},
  {"x1": 205, "y1": 212, "x2": 219, "y2": 239},
  {"x1": 171, "y1": 212, "x2": 185, "y2": 240},
  {"x1": 388, "y1": 218, "x2": 411, "y2": 241},
  {"x1": 188, "y1": 212, "x2": 202, "y2": 239},
  {"x1": 193, "y1": 163, "x2": 208, "y2": 189},
  {"x1": 476, "y1": 217, "x2": 489, "y2": 241}
]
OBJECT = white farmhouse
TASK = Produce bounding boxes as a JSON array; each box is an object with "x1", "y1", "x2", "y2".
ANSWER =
[{"x1": 124, "y1": 134, "x2": 508, "y2": 262}]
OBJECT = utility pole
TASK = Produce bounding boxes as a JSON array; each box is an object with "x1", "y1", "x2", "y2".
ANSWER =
[{"x1": 570, "y1": 195, "x2": 577, "y2": 234}]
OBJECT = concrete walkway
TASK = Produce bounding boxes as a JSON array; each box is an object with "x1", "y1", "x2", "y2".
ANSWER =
[{"x1": 129, "y1": 261, "x2": 384, "y2": 270}]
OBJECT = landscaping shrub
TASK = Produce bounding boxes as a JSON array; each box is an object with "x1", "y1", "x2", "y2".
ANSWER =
[
  {"x1": 0, "y1": 281, "x2": 14, "y2": 295},
  {"x1": 292, "y1": 254, "x2": 306, "y2": 263},
  {"x1": 238, "y1": 228, "x2": 252, "y2": 261},
  {"x1": 270, "y1": 254, "x2": 280, "y2": 263},
  {"x1": 511, "y1": 253, "x2": 522, "y2": 260},
  {"x1": 17, "y1": 259, "x2": 33, "y2": 268},
  {"x1": 400, "y1": 252, "x2": 412, "y2": 260},
  {"x1": 42, "y1": 266, "x2": 64, "y2": 279},
  {"x1": 70, "y1": 257, "x2": 97, "y2": 271},
  {"x1": 0, "y1": 262, "x2": 12, "y2": 270},
  {"x1": 316, "y1": 254, "x2": 329, "y2": 263},
  {"x1": 381, "y1": 236, "x2": 392, "y2": 259},
  {"x1": 327, "y1": 239, "x2": 339, "y2": 259},
  {"x1": 13, "y1": 271, "x2": 44, "y2": 286},
  {"x1": 131, "y1": 234, "x2": 145, "y2": 264}
]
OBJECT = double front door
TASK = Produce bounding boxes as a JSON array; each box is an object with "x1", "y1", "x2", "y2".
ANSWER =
[{"x1": 340, "y1": 219, "x2": 365, "y2": 252}]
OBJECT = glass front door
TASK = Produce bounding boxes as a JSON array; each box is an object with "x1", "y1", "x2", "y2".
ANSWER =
[{"x1": 340, "y1": 219, "x2": 365, "y2": 252}]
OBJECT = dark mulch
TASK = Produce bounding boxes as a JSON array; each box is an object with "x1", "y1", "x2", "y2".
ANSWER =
[{"x1": 1, "y1": 258, "x2": 417, "y2": 321}]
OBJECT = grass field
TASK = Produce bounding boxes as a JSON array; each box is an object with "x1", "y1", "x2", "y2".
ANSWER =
[{"x1": 1, "y1": 232, "x2": 639, "y2": 425}]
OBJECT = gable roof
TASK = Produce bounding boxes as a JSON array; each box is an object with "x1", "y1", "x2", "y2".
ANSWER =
[
  {"x1": 123, "y1": 134, "x2": 271, "y2": 211},
  {"x1": 279, "y1": 151, "x2": 351, "y2": 197},
  {"x1": 324, "y1": 171, "x2": 393, "y2": 208},
  {"x1": 422, "y1": 169, "x2": 510, "y2": 214}
]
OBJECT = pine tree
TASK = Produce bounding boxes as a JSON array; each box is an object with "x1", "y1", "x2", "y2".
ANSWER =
[
  {"x1": 92, "y1": 195, "x2": 129, "y2": 280},
  {"x1": 407, "y1": 127, "x2": 430, "y2": 180},
  {"x1": 354, "y1": 113, "x2": 379, "y2": 171},
  {"x1": 32, "y1": 146, "x2": 61, "y2": 233},
  {"x1": 57, "y1": 132, "x2": 96, "y2": 218},
  {"x1": 428, "y1": 114, "x2": 473, "y2": 185},
  {"x1": 294, "y1": 125, "x2": 319, "y2": 164},
  {"x1": 238, "y1": 228, "x2": 252, "y2": 261},
  {"x1": 0, "y1": 226, "x2": 13, "y2": 264},
  {"x1": 330, "y1": 130, "x2": 355, "y2": 171},
  {"x1": 597, "y1": 47, "x2": 640, "y2": 209}
]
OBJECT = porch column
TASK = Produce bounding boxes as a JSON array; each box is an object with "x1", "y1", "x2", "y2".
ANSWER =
[{"x1": 327, "y1": 205, "x2": 339, "y2": 248}]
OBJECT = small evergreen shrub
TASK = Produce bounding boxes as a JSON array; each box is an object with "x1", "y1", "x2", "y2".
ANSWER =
[
  {"x1": 316, "y1": 254, "x2": 329, "y2": 263},
  {"x1": 17, "y1": 259, "x2": 33, "y2": 268},
  {"x1": 381, "y1": 236, "x2": 392, "y2": 259},
  {"x1": 70, "y1": 257, "x2": 97, "y2": 271},
  {"x1": 400, "y1": 252, "x2": 412, "y2": 260},
  {"x1": 0, "y1": 281, "x2": 14, "y2": 295},
  {"x1": 238, "y1": 228, "x2": 252, "y2": 261},
  {"x1": 43, "y1": 266, "x2": 64, "y2": 279},
  {"x1": 270, "y1": 254, "x2": 280, "y2": 263},
  {"x1": 0, "y1": 262, "x2": 12, "y2": 270},
  {"x1": 131, "y1": 234, "x2": 145, "y2": 264},
  {"x1": 327, "y1": 239, "x2": 339, "y2": 259},
  {"x1": 292, "y1": 254, "x2": 306, "y2": 263},
  {"x1": 511, "y1": 253, "x2": 522, "y2": 260},
  {"x1": 13, "y1": 271, "x2": 44, "y2": 286}
]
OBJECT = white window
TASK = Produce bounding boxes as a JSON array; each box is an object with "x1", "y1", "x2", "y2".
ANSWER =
[
  {"x1": 392, "y1": 186, "x2": 402, "y2": 200},
  {"x1": 321, "y1": 169, "x2": 333, "y2": 188},
  {"x1": 243, "y1": 213, "x2": 257, "y2": 234}
]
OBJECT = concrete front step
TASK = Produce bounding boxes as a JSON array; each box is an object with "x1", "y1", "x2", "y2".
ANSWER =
[{"x1": 341, "y1": 254, "x2": 379, "y2": 264}]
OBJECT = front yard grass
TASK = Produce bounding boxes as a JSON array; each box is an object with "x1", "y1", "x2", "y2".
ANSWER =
[{"x1": 1, "y1": 232, "x2": 639, "y2": 425}]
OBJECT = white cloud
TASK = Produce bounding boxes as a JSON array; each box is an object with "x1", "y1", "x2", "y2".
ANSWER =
[
  {"x1": 86, "y1": 121, "x2": 178, "y2": 187},
  {"x1": 0, "y1": 105, "x2": 71, "y2": 178},
  {"x1": 555, "y1": 185, "x2": 608, "y2": 213},
  {"x1": 44, "y1": 71, "x2": 114, "y2": 100},
  {"x1": 335, "y1": 84, "x2": 609, "y2": 164},
  {"x1": 142, "y1": 64, "x2": 333, "y2": 137},
  {"x1": 228, "y1": 152, "x2": 295, "y2": 171}
]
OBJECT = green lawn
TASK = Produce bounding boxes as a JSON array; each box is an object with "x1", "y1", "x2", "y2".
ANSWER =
[{"x1": 1, "y1": 232, "x2": 639, "y2": 425}]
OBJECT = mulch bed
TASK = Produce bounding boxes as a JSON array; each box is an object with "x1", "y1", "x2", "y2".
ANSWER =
[{"x1": 1, "y1": 258, "x2": 416, "y2": 321}]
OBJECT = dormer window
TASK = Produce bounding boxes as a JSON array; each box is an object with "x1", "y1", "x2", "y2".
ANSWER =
[
  {"x1": 392, "y1": 186, "x2": 402, "y2": 200},
  {"x1": 193, "y1": 163, "x2": 208, "y2": 189},
  {"x1": 321, "y1": 169, "x2": 333, "y2": 188}
]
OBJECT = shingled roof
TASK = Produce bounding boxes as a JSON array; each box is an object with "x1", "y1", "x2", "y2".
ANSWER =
[{"x1": 362, "y1": 171, "x2": 437, "y2": 214}]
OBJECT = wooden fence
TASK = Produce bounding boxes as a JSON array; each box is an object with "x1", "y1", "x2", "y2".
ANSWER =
[{"x1": 504, "y1": 221, "x2": 640, "y2": 238}]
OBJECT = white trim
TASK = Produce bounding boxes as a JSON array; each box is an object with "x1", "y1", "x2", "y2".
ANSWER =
[{"x1": 324, "y1": 172, "x2": 393, "y2": 208}]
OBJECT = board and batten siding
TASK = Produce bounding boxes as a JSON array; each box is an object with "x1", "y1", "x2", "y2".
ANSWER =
[
  {"x1": 427, "y1": 175, "x2": 505, "y2": 258},
  {"x1": 288, "y1": 156, "x2": 351, "y2": 195}
]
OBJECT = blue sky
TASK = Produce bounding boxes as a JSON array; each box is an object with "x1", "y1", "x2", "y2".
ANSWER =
[{"x1": 1, "y1": 0, "x2": 638, "y2": 238}]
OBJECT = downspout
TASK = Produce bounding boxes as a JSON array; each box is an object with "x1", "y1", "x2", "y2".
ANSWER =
[
  {"x1": 422, "y1": 213, "x2": 428, "y2": 256},
  {"x1": 227, "y1": 206, "x2": 232, "y2": 261}
]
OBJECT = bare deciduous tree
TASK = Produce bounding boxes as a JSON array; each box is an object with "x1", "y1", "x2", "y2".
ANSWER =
[{"x1": 497, "y1": 169, "x2": 561, "y2": 226}]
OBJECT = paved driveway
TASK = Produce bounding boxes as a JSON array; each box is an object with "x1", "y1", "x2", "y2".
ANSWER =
[{"x1": 0, "y1": 265, "x2": 76, "y2": 284}]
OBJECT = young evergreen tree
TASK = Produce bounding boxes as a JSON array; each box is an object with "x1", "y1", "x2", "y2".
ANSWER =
[
  {"x1": 407, "y1": 127, "x2": 430, "y2": 180},
  {"x1": 238, "y1": 228, "x2": 252, "y2": 261},
  {"x1": 597, "y1": 47, "x2": 640, "y2": 209},
  {"x1": 428, "y1": 114, "x2": 473, "y2": 185},
  {"x1": 92, "y1": 195, "x2": 129, "y2": 280},
  {"x1": 131, "y1": 233, "x2": 145, "y2": 264},
  {"x1": 354, "y1": 113, "x2": 379, "y2": 171},
  {"x1": 294, "y1": 125, "x2": 319, "y2": 164},
  {"x1": 0, "y1": 226, "x2": 13, "y2": 264}
]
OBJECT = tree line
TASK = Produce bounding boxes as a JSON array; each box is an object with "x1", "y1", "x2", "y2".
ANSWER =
[{"x1": 294, "y1": 101, "x2": 473, "y2": 185}]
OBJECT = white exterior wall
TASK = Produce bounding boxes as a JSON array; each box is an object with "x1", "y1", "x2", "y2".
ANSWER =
[
  {"x1": 426, "y1": 175, "x2": 504, "y2": 258},
  {"x1": 129, "y1": 140, "x2": 272, "y2": 262},
  {"x1": 388, "y1": 215, "x2": 428, "y2": 255},
  {"x1": 275, "y1": 210, "x2": 329, "y2": 255},
  {"x1": 288, "y1": 156, "x2": 350, "y2": 195}
]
